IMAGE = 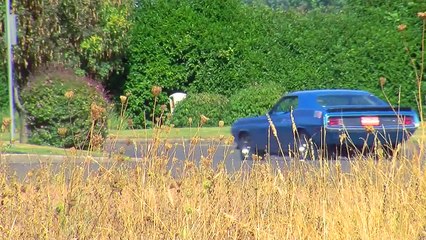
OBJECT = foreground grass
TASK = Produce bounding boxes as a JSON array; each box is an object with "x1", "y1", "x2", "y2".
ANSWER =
[{"x1": 1, "y1": 142, "x2": 426, "y2": 239}]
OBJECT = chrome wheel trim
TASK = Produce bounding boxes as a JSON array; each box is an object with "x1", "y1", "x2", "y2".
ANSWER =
[
  {"x1": 241, "y1": 147, "x2": 251, "y2": 157},
  {"x1": 298, "y1": 144, "x2": 307, "y2": 153}
]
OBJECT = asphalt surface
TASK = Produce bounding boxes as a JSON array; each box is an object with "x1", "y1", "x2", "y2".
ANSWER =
[
  {"x1": 103, "y1": 139, "x2": 356, "y2": 172},
  {"x1": 1, "y1": 139, "x2": 422, "y2": 180}
]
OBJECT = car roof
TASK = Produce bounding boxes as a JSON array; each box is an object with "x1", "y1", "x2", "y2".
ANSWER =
[
  {"x1": 286, "y1": 89, "x2": 371, "y2": 97},
  {"x1": 282, "y1": 89, "x2": 379, "y2": 109}
]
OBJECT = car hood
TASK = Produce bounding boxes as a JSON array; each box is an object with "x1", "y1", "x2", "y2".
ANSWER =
[{"x1": 231, "y1": 115, "x2": 268, "y2": 137}]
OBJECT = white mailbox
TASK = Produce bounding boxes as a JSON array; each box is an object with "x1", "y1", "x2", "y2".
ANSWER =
[{"x1": 169, "y1": 92, "x2": 187, "y2": 113}]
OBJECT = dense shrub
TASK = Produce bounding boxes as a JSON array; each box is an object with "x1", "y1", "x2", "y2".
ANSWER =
[
  {"x1": 227, "y1": 82, "x2": 286, "y2": 124},
  {"x1": 125, "y1": 0, "x2": 257, "y2": 127},
  {"x1": 172, "y1": 93, "x2": 229, "y2": 127},
  {"x1": 21, "y1": 66, "x2": 108, "y2": 149},
  {"x1": 124, "y1": 81, "x2": 170, "y2": 128}
]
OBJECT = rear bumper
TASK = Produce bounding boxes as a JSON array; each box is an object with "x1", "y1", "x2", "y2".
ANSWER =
[{"x1": 315, "y1": 126, "x2": 417, "y2": 148}]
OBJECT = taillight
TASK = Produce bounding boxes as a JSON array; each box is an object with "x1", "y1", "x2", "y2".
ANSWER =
[
  {"x1": 328, "y1": 117, "x2": 343, "y2": 126},
  {"x1": 404, "y1": 116, "x2": 413, "y2": 125}
]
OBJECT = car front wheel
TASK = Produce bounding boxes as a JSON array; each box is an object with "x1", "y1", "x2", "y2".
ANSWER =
[
  {"x1": 239, "y1": 134, "x2": 252, "y2": 161},
  {"x1": 238, "y1": 134, "x2": 264, "y2": 161}
]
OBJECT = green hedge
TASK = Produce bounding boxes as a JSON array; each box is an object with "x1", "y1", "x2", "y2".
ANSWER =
[
  {"x1": 21, "y1": 66, "x2": 108, "y2": 149},
  {"x1": 227, "y1": 82, "x2": 285, "y2": 123},
  {"x1": 171, "y1": 93, "x2": 229, "y2": 127},
  {"x1": 125, "y1": 0, "x2": 260, "y2": 127},
  {"x1": 126, "y1": 0, "x2": 426, "y2": 127}
]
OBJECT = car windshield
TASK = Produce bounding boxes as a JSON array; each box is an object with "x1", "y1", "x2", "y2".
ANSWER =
[{"x1": 316, "y1": 94, "x2": 387, "y2": 107}]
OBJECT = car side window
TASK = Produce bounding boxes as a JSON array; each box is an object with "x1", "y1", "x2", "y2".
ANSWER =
[{"x1": 271, "y1": 96, "x2": 298, "y2": 114}]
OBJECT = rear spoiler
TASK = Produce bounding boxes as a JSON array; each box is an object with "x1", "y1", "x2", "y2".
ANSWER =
[{"x1": 326, "y1": 106, "x2": 413, "y2": 113}]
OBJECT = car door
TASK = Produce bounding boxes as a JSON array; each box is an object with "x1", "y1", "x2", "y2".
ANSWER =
[{"x1": 268, "y1": 96, "x2": 298, "y2": 155}]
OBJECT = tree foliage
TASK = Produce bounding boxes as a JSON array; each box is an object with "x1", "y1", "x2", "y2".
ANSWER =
[
  {"x1": 0, "y1": 2, "x2": 8, "y2": 112},
  {"x1": 0, "y1": 67, "x2": 7, "y2": 112},
  {"x1": 0, "y1": 0, "x2": 132, "y2": 87}
]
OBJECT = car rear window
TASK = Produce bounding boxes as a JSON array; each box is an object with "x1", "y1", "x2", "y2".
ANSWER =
[{"x1": 316, "y1": 95, "x2": 386, "y2": 107}]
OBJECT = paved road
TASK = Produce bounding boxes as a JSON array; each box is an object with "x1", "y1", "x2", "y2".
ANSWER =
[
  {"x1": 104, "y1": 140, "x2": 356, "y2": 172},
  {"x1": 2, "y1": 139, "x2": 422, "y2": 179}
]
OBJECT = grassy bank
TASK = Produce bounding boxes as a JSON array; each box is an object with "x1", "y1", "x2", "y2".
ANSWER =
[
  {"x1": 0, "y1": 142, "x2": 102, "y2": 156},
  {"x1": 109, "y1": 126, "x2": 231, "y2": 140}
]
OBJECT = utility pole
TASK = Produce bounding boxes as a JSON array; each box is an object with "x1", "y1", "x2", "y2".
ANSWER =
[{"x1": 5, "y1": 0, "x2": 17, "y2": 143}]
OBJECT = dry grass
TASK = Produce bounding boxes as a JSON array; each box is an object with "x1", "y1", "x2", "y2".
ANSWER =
[{"x1": 1, "y1": 141, "x2": 426, "y2": 239}]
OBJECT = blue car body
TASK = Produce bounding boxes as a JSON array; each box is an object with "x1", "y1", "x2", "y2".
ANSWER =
[{"x1": 231, "y1": 89, "x2": 420, "y2": 158}]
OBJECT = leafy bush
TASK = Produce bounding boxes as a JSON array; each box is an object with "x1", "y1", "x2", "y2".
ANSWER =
[
  {"x1": 227, "y1": 82, "x2": 285, "y2": 124},
  {"x1": 0, "y1": 70, "x2": 8, "y2": 112},
  {"x1": 124, "y1": 81, "x2": 170, "y2": 128},
  {"x1": 21, "y1": 66, "x2": 108, "y2": 149},
  {"x1": 172, "y1": 93, "x2": 229, "y2": 127}
]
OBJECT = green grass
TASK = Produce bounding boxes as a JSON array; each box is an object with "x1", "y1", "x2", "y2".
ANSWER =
[
  {"x1": 109, "y1": 126, "x2": 231, "y2": 140},
  {"x1": 1, "y1": 143, "x2": 73, "y2": 155},
  {"x1": 0, "y1": 142, "x2": 103, "y2": 156}
]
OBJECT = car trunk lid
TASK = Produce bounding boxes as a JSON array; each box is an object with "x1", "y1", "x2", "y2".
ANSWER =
[{"x1": 324, "y1": 106, "x2": 417, "y2": 128}]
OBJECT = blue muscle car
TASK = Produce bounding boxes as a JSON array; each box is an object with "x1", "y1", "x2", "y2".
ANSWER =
[{"x1": 231, "y1": 89, "x2": 420, "y2": 160}]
